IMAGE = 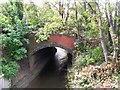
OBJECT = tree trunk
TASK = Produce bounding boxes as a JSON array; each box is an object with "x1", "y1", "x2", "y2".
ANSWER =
[
  {"x1": 105, "y1": 2, "x2": 112, "y2": 44},
  {"x1": 74, "y1": 0, "x2": 78, "y2": 20},
  {"x1": 74, "y1": 0, "x2": 80, "y2": 40},
  {"x1": 59, "y1": 0, "x2": 64, "y2": 19},
  {"x1": 95, "y1": 2, "x2": 108, "y2": 63},
  {"x1": 65, "y1": 0, "x2": 70, "y2": 21},
  {"x1": 108, "y1": 1, "x2": 118, "y2": 61},
  {"x1": 98, "y1": 16, "x2": 108, "y2": 63},
  {"x1": 84, "y1": 2, "x2": 86, "y2": 11},
  {"x1": 84, "y1": 2, "x2": 88, "y2": 24}
]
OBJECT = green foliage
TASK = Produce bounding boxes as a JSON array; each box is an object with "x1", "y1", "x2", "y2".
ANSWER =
[
  {"x1": 87, "y1": 58, "x2": 95, "y2": 65},
  {"x1": 83, "y1": 15, "x2": 99, "y2": 38},
  {"x1": 35, "y1": 13, "x2": 64, "y2": 42},
  {"x1": 25, "y1": 2, "x2": 66, "y2": 42},
  {"x1": 89, "y1": 46, "x2": 104, "y2": 62},
  {"x1": 66, "y1": 1, "x2": 119, "y2": 88},
  {"x1": 2, "y1": 62, "x2": 20, "y2": 79},
  {"x1": 74, "y1": 40, "x2": 85, "y2": 52},
  {"x1": 25, "y1": 2, "x2": 58, "y2": 30},
  {"x1": 12, "y1": 47, "x2": 27, "y2": 60},
  {"x1": 75, "y1": 46, "x2": 104, "y2": 69},
  {"x1": 0, "y1": 13, "x2": 12, "y2": 28},
  {"x1": 72, "y1": 3, "x2": 99, "y2": 38},
  {"x1": 25, "y1": 3, "x2": 41, "y2": 29},
  {"x1": 0, "y1": 0, "x2": 29, "y2": 79},
  {"x1": 1, "y1": 17, "x2": 28, "y2": 61},
  {"x1": 67, "y1": 63, "x2": 119, "y2": 88},
  {"x1": 75, "y1": 54, "x2": 90, "y2": 68},
  {"x1": 2, "y1": 1, "x2": 24, "y2": 22}
]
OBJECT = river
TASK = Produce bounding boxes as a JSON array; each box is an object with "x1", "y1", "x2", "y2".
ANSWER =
[{"x1": 27, "y1": 53, "x2": 68, "y2": 88}]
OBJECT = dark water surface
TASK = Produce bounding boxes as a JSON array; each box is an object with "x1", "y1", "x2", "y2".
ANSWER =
[{"x1": 27, "y1": 59, "x2": 67, "y2": 88}]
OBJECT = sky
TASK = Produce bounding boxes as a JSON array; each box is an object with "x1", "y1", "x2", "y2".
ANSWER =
[{"x1": 0, "y1": 0, "x2": 119, "y2": 7}]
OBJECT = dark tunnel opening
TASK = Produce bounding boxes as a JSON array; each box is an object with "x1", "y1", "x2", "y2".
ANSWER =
[
  {"x1": 27, "y1": 47, "x2": 72, "y2": 88},
  {"x1": 33, "y1": 47, "x2": 57, "y2": 65}
]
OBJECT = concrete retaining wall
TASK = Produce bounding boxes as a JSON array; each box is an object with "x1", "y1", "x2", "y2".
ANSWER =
[
  {"x1": 12, "y1": 47, "x2": 57, "y2": 88},
  {"x1": 12, "y1": 59, "x2": 48, "y2": 88}
]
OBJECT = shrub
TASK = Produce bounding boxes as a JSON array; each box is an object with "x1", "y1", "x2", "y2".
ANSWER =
[
  {"x1": 0, "y1": 1, "x2": 29, "y2": 79},
  {"x1": 2, "y1": 62, "x2": 20, "y2": 79},
  {"x1": 89, "y1": 46, "x2": 104, "y2": 63},
  {"x1": 67, "y1": 64, "x2": 119, "y2": 88},
  {"x1": 75, "y1": 54, "x2": 90, "y2": 68},
  {"x1": 87, "y1": 58, "x2": 95, "y2": 65},
  {"x1": 74, "y1": 40, "x2": 85, "y2": 52}
]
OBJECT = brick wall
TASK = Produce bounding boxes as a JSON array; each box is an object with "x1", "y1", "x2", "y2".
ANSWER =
[{"x1": 49, "y1": 35, "x2": 76, "y2": 49}]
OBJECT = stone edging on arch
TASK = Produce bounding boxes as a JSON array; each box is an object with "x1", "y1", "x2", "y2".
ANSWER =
[{"x1": 31, "y1": 41, "x2": 73, "y2": 55}]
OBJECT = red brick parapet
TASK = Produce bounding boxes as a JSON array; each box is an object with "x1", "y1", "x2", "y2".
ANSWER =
[{"x1": 49, "y1": 34, "x2": 76, "y2": 50}]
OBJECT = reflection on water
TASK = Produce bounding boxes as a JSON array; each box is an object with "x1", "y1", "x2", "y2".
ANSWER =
[{"x1": 27, "y1": 59, "x2": 67, "y2": 88}]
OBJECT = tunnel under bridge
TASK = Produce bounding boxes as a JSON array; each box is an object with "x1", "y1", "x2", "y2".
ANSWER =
[{"x1": 12, "y1": 33, "x2": 76, "y2": 88}]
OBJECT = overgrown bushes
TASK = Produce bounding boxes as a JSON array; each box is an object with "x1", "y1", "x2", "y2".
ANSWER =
[
  {"x1": 67, "y1": 64, "x2": 119, "y2": 88},
  {"x1": 74, "y1": 40, "x2": 104, "y2": 68},
  {"x1": 2, "y1": 62, "x2": 20, "y2": 79},
  {"x1": 0, "y1": 1, "x2": 29, "y2": 79},
  {"x1": 67, "y1": 0, "x2": 119, "y2": 88}
]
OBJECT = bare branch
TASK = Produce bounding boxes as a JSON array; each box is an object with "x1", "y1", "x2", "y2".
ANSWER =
[
  {"x1": 84, "y1": 0, "x2": 96, "y2": 14},
  {"x1": 105, "y1": 2, "x2": 110, "y2": 27},
  {"x1": 74, "y1": 0, "x2": 78, "y2": 20},
  {"x1": 65, "y1": 0, "x2": 70, "y2": 21},
  {"x1": 50, "y1": 3, "x2": 59, "y2": 12},
  {"x1": 113, "y1": 1, "x2": 118, "y2": 33}
]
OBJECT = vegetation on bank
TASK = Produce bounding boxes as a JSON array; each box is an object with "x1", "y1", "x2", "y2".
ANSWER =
[
  {"x1": 65, "y1": 0, "x2": 120, "y2": 88},
  {"x1": 0, "y1": 0, "x2": 119, "y2": 88},
  {"x1": 0, "y1": 1, "x2": 29, "y2": 79}
]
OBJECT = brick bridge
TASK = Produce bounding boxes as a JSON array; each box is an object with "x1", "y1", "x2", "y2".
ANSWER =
[{"x1": 12, "y1": 32, "x2": 76, "y2": 88}]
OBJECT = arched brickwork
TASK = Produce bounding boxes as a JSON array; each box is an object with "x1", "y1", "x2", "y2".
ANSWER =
[
  {"x1": 27, "y1": 33, "x2": 75, "y2": 55},
  {"x1": 27, "y1": 33, "x2": 75, "y2": 70},
  {"x1": 30, "y1": 34, "x2": 76, "y2": 55},
  {"x1": 31, "y1": 41, "x2": 73, "y2": 55}
]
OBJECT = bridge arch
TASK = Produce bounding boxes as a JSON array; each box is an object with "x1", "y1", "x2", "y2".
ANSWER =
[
  {"x1": 27, "y1": 34, "x2": 75, "y2": 70},
  {"x1": 12, "y1": 34, "x2": 75, "y2": 88},
  {"x1": 31, "y1": 41, "x2": 73, "y2": 55},
  {"x1": 29, "y1": 41, "x2": 74, "y2": 71}
]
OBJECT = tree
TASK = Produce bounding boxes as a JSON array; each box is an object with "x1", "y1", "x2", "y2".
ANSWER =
[
  {"x1": 75, "y1": 0, "x2": 109, "y2": 63},
  {"x1": 106, "y1": 0, "x2": 119, "y2": 61},
  {"x1": 96, "y1": 3, "x2": 108, "y2": 63}
]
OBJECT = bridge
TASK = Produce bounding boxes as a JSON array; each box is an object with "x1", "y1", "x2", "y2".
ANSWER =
[{"x1": 12, "y1": 32, "x2": 76, "y2": 88}]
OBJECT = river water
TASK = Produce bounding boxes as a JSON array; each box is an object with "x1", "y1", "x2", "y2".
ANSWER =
[{"x1": 27, "y1": 58, "x2": 67, "y2": 88}]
